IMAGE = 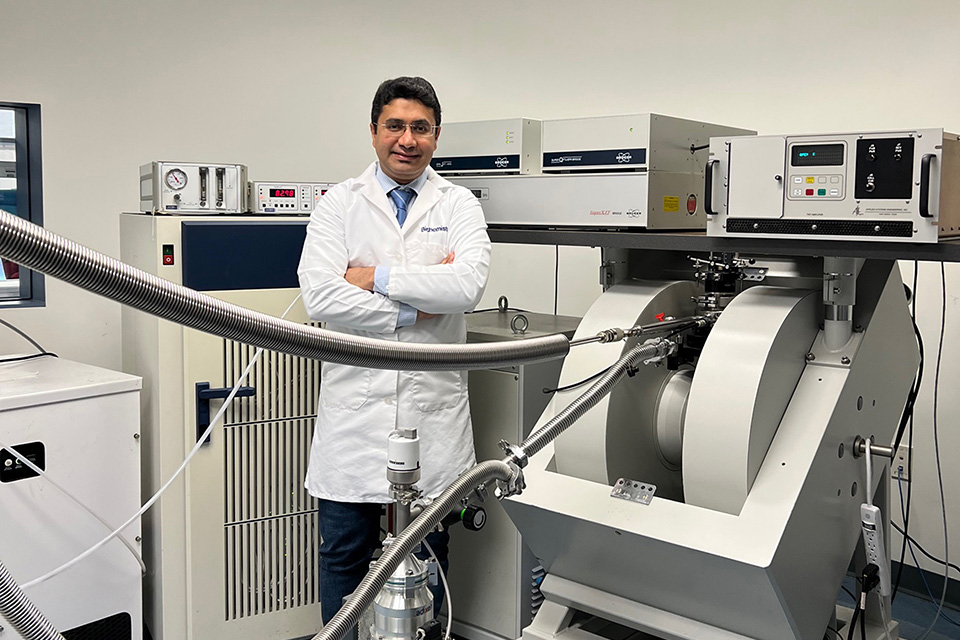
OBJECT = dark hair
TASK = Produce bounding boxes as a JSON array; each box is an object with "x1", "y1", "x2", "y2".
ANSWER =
[{"x1": 371, "y1": 76, "x2": 442, "y2": 127}]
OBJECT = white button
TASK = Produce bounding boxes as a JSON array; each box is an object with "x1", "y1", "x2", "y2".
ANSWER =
[
  {"x1": 792, "y1": 188, "x2": 802, "y2": 196},
  {"x1": 793, "y1": 176, "x2": 802, "y2": 184},
  {"x1": 818, "y1": 176, "x2": 827, "y2": 183},
  {"x1": 830, "y1": 189, "x2": 839, "y2": 196},
  {"x1": 831, "y1": 176, "x2": 840, "y2": 184}
]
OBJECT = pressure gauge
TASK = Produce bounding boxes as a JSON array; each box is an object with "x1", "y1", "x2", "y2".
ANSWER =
[{"x1": 165, "y1": 168, "x2": 188, "y2": 190}]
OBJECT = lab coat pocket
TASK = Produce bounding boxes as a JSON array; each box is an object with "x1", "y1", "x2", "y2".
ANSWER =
[
  {"x1": 320, "y1": 363, "x2": 371, "y2": 411},
  {"x1": 411, "y1": 370, "x2": 464, "y2": 412},
  {"x1": 408, "y1": 240, "x2": 449, "y2": 266}
]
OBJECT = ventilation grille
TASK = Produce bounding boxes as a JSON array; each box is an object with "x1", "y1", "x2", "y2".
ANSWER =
[
  {"x1": 223, "y1": 329, "x2": 321, "y2": 425},
  {"x1": 225, "y1": 513, "x2": 320, "y2": 619},
  {"x1": 726, "y1": 218, "x2": 913, "y2": 237},
  {"x1": 531, "y1": 564, "x2": 545, "y2": 619},
  {"x1": 222, "y1": 335, "x2": 322, "y2": 620}
]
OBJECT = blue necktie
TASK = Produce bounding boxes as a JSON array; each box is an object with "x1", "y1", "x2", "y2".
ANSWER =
[{"x1": 389, "y1": 188, "x2": 414, "y2": 227}]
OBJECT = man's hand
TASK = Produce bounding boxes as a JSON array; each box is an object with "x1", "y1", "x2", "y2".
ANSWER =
[
  {"x1": 415, "y1": 252, "x2": 455, "y2": 322},
  {"x1": 344, "y1": 266, "x2": 375, "y2": 291}
]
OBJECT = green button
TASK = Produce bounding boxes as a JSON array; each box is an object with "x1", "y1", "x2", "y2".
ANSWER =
[{"x1": 817, "y1": 189, "x2": 827, "y2": 196}]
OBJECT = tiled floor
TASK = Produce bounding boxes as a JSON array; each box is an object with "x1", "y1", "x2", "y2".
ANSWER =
[{"x1": 838, "y1": 577, "x2": 959, "y2": 640}]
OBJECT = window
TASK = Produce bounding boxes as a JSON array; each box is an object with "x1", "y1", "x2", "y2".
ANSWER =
[{"x1": 0, "y1": 102, "x2": 44, "y2": 306}]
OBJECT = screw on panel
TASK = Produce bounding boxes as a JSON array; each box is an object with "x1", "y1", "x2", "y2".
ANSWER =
[
  {"x1": 136, "y1": 536, "x2": 142, "y2": 543},
  {"x1": 134, "y1": 433, "x2": 140, "y2": 440},
  {"x1": 806, "y1": 353, "x2": 816, "y2": 362},
  {"x1": 841, "y1": 356, "x2": 851, "y2": 364},
  {"x1": 855, "y1": 324, "x2": 864, "y2": 332}
]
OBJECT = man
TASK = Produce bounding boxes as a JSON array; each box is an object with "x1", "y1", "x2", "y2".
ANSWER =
[{"x1": 297, "y1": 76, "x2": 491, "y2": 625}]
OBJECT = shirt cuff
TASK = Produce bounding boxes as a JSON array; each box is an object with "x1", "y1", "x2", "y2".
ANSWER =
[
  {"x1": 397, "y1": 303, "x2": 418, "y2": 328},
  {"x1": 374, "y1": 266, "x2": 390, "y2": 296}
]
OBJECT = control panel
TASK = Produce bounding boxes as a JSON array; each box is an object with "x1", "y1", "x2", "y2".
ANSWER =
[
  {"x1": 140, "y1": 162, "x2": 248, "y2": 214},
  {"x1": 249, "y1": 181, "x2": 336, "y2": 214},
  {"x1": 706, "y1": 128, "x2": 960, "y2": 243}
]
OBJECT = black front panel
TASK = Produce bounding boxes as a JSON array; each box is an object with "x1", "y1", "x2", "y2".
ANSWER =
[
  {"x1": 63, "y1": 612, "x2": 131, "y2": 640},
  {"x1": 854, "y1": 137, "x2": 915, "y2": 199},
  {"x1": 727, "y1": 218, "x2": 913, "y2": 238},
  {"x1": 432, "y1": 154, "x2": 520, "y2": 172},
  {"x1": 181, "y1": 220, "x2": 308, "y2": 291},
  {"x1": 543, "y1": 148, "x2": 647, "y2": 170},
  {"x1": 0, "y1": 442, "x2": 44, "y2": 483}
]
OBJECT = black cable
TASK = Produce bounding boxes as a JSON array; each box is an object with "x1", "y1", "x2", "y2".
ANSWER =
[
  {"x1": 825, "y1": 626, "x2": 844, "y2": 640},
  {"x1": 893, "y1": 262, "x2": 921, "y2": 602},
  {"x1": 0, "y1": 316, "x2": 46, "y2": 353},
  {"x1": 543, "y1": 366, "x2": 611, "y2": 395},
  {"x1": 466, "y1": 307, "x2": 530, "y2": 314},
  {"x1": 841, "y1": 585, "x2": 857, "y2": 602},
  {"x1": 891, "y1": 520, "x2": 960, "y2": 576},
  {"x1": 846, "y1": 585, "x2": 861, "y2": 640},
  {"x1": 859, "y1": 596, "x2": 866, "y2": 640},
  {"x1": 0, "y1": 351, "x2": 58, "y2": 364}
]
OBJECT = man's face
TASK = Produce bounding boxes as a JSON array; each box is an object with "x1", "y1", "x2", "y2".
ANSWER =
[{"x1": 370, "y1": 98, "x2": 440, "y2": 184}]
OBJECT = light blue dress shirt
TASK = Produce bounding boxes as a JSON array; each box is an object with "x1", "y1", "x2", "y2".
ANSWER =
[{"x1": 373, "y1": 164, "x2": 429, "y2": 328}]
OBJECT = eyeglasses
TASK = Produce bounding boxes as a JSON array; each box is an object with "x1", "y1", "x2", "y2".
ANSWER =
[{"x1": 376, "y1": 119, "x2": 439, "y2": 138}]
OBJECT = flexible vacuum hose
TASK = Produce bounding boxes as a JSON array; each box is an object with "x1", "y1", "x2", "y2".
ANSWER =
[
  {"x1": 311, "y1": 460, "x2": 515, "y2": 640},
  {"x1": 520, "y1": 338, "x2": 670, "y2": 458},
  {"x1": 0, "y1": 210, "x2": 568, "y2": 371},
  {"x1": 0, "y1": 559, "x2": 65, "y2": 640},
  {"x1": 313, "y1": 339, "x2": 674, "y2": 640}
]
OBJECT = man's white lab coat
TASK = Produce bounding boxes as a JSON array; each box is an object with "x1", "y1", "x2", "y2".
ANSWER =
[{"x1": 298, "y1": 163, "x2": 491, "y2": 502}]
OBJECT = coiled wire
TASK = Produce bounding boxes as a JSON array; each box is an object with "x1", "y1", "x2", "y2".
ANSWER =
[
  {"x1": 0, "y1": 209, "x2": 568, "y2": 371},
  {"x1": 0, "y1": 559, "x2": 65, "y2": 640}
]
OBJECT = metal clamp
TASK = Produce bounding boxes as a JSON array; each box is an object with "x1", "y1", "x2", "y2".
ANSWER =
[{"x1": 498, "y1": 439, "x2": 528, "y2": 468}]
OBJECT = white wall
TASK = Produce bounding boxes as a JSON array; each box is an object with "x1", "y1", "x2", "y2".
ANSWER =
[{"x1": 1, "y1": 0, "x2": 957, "y2": 581}]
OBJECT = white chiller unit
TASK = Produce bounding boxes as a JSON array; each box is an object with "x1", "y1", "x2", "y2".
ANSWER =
[
  {"x1": 120, "y1": 213, "x2": 322, "y2": 640},
  {"x1": 0, "y1": 356, "x2": 143, "y2": 639}
]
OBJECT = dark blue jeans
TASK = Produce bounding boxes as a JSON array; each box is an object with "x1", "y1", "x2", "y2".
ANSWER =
[{"x1": 317, "y1": 498, "x2": 450, "y2": 625}]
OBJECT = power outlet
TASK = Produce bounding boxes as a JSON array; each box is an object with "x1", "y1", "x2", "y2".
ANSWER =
[{"x1": 891, "y1": 445, "x2": 911, "y2": 482}]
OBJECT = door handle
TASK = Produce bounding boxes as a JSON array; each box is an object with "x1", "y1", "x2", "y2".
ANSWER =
[{"x1": 195, "y1": 382, "x2": 256, "y2": 444}]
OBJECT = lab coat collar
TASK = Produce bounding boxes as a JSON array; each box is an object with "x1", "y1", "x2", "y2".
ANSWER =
[
  {"x1": 401, "y1": 170, "x2": 442, "y2": 236},
  {"x1": 357, "y1": 163, "x2": 398, "y2": 223},
  {"x1": 356, "y1": 163, "x2": 447, "y2": 236}
]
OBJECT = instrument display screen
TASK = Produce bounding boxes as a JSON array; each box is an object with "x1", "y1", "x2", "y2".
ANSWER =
[{"x1": 791, "y1": 144, "x2": 845, "y2": 167}]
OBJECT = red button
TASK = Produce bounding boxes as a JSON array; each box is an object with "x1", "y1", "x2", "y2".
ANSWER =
[
  {"x1": 163, "y1": 255, "x2": 174, "y2": 265},
  {"x1": 655, "y1": 313, "x2": 666, "y2": 322},
  {"x1": 805, "y1": 189, "x2": 814, "y2": 196}
]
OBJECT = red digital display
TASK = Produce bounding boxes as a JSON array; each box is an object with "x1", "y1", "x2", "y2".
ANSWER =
[{"x1": 270, "y1": 188, "x2": 296, "y2": 198}]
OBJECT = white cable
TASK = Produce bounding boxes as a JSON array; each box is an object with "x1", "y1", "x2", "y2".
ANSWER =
[
  {"x1": 20, "y1": 293, "x2": 303, "y2": 590},
  {"x1": 0, "y1": 439, "x2": 147, "y2": 576},
  {"x1": 878, "y1": 599, "x2": 894, "y2": 640},
  {"x1": 421, "y1": 538, "x2": 453, "y2": 640},
  {"x1": 864, "y1": 437, "x2": 873, "y2": 506}
]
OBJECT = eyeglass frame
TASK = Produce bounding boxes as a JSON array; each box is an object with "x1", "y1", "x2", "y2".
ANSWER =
[{"x1": 374, "y1": 118, "x2": 440, "y2": 138}]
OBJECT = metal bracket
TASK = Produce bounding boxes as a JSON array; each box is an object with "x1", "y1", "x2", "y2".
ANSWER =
[
  {"x1": 195, "y1": 381, "x2": 255, "y2": 444},
  {"x1": 610, "y1": 478, "x2": 657, "y2": 505}
]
